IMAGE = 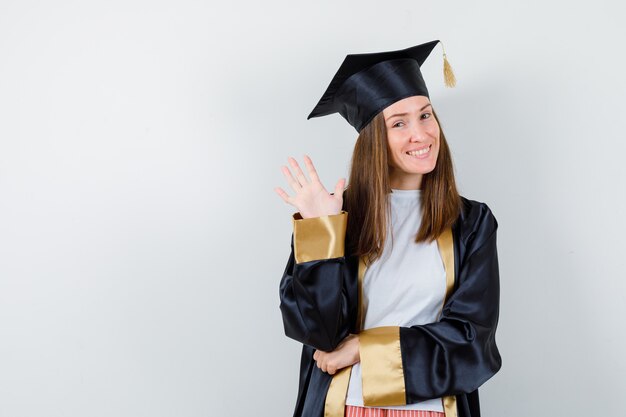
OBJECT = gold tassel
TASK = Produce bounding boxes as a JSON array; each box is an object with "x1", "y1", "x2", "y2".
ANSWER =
[
  {"x1": 443, "y1": 53, "x2": 456, "y2": 87},
  {"x1": 439, "y1": 40, "x2": 456, "y2": 88}
]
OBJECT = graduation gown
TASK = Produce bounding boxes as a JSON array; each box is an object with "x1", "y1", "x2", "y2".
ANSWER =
[{"x1": 278, "y1": 196, "x2": 502, "y2": 417}]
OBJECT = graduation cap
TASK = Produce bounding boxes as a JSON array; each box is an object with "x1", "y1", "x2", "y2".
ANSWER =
[{"x1": 307, "y1": 39, "x2": 456, "y2": 132}]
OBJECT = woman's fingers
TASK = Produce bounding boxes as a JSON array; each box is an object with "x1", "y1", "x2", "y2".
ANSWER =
[
  {"x1": 281, "y1": 165, "x2": 302, "y2": 193},
  {"x1": 278, "y1": 156, "x2": 338, "y2": 209},
  {"x1": 317, "y1": 356, "x2": 326, "y2": 373},
  {"x1": 274, "y1": 187, "x2": 292, "y2": 205},
  {"x1": 313, "y1": 351, "x2": 339, "y2": 374},
  {"x1": 314, "y1": 350, "x2": 324, "y2": 372},
  {"x1": 303, "y1": 155, "x2": 321, "y2": 183},
  {"x1": 334, "y1": 178, "x2": 345, "y2": 199},
  {"x1": 288, "y1": 157, "x2": 310, "y2": 187}
]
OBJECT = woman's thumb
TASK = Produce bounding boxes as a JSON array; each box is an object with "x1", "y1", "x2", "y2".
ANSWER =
[{"x1": 334, "y1": 178, "x2": 346, "y2": 198}]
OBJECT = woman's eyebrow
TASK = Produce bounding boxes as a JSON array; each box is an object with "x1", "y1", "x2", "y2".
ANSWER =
[
  {"x1": 386, "y1": 112, "x2": 409, "y2": 120},
  {"x1": 385, "y1": 104, "x2": 432, "y2": 121}
]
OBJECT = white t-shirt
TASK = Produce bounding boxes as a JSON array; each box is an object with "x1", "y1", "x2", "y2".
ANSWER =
[{"x1": 345, "y1": 188, "x2": 447, "y2": 411}]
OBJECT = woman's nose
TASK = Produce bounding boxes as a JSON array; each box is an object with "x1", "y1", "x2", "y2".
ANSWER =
[{"x1": 409, "y1": 124, "x2": 428, "y2": 142}]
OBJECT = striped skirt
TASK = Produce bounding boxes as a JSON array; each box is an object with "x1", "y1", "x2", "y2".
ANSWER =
[{"x1": 345, "y1": 405, "x2": 445, "y2": 417}]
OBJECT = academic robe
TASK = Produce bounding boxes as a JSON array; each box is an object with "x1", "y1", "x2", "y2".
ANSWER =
[{"x1": 278, "y1": 195, "x2": 502, "y2": 417}]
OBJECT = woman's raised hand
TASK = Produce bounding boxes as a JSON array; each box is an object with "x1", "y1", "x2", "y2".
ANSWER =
[{"x1": 275, "y1": 155, "x2": 345, "y2": 219}]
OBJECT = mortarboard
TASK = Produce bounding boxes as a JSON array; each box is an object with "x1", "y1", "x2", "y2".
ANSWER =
[{"x1": 307, "y1": 39, "x2": 456, "y2": 132}]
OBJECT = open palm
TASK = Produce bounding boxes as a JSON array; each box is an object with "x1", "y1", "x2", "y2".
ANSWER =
[{"x1": 275, "y1": 155, "x2": 345, "y2": 219}]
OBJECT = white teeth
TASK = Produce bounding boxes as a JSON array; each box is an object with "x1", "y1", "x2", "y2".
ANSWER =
[{"x1": 407, "y1": 146, "x2": 430, "y2": 156}]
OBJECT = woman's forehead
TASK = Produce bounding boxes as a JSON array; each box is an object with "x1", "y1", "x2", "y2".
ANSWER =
[{"x1": 384, "y1": 95, "x2": 432, "y2": 115}]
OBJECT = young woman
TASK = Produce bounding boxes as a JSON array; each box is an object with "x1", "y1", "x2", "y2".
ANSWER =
[{"x1": 275, "y1": 40, "x2": 501, "y2": 417}]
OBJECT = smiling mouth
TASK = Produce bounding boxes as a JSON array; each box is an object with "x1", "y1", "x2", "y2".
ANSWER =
[{"x1": 406, "y1": 145, "x2": 432, "y2": 157}]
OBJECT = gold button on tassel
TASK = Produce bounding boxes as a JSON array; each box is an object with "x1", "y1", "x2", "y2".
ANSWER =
[{"x1": 439, "y1": 41, "x2": 457, "y2": 88}]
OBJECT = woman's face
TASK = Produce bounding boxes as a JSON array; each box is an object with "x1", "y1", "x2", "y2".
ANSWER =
[{"x1": 382, "y1": 95, "x2": 440, "y2": 190}]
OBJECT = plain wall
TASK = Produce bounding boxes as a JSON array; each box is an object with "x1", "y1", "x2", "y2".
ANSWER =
[{"x1": 1, "y1": 1, "x2": 625, "y2": 416}]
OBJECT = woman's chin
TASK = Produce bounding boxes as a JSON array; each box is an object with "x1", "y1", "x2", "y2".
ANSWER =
[{"x1": 404, "y1": 161, "x2": 437, "y2": 175}]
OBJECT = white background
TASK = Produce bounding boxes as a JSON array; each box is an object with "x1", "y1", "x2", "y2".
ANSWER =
[{"x1": 1, "y1": 1, "x2": 625, "y2": 416}]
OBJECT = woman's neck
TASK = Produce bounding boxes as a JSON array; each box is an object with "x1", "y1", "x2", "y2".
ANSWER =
[{"x1": 389, "y1": 173, "x2": 423, "y2": 190}]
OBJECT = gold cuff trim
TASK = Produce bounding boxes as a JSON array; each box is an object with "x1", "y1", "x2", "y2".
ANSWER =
[
  {"x1": 359, "y1": 326, "x2": 406, "y2": 406},
  {"x1": 324, "y1": 365, "x2": 352, "y2": 417},
  {"x1": 292, "y1": 211, "x2": 348, "y2": 263}
]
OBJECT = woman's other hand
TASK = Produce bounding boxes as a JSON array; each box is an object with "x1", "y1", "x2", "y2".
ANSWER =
[
  {"x1": 275, "y1": 155, "x2": 345, "y2": 219},
  {"x1": 312, "y1": 334, "x2": 360, "y2": 375}
]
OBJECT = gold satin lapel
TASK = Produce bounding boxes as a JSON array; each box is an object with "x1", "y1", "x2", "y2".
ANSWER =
[
  {"x1": 443, "y1": 395, "x2": 458, "y2": 417},
  {"x1": 436, "y1": 227, "x2": 455, "y2": 302},
  {"x1": 324, "y1": 366, "x2": 352, "y2": 417},
  {"x1": 357, "y1": 256, "x2": 366, "y2": 332},
  {"x1": 323, "y1": 256, "x2": 368, "y2": 417},
  {"x1": 437, "y1": 227, "x2": 458, "y2": 417}
]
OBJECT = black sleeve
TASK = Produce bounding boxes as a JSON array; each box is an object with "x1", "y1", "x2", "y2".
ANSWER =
[
  {"x1": 278, "y1": 212, "x2": 353, "y2": 352},
  {"x1": 401, "y1": 222, "x2": 501, "y2": 401}
]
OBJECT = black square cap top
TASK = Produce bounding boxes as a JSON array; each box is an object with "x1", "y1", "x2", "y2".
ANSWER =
[{"x1": 307, "y1": 39, "x2": 450, "y2": 133}]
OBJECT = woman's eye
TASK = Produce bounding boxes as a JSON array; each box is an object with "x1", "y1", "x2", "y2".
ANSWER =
[
  {"x1": 393, "y1": 121, "x2": 404, "y2": 128},
  {"x1": 421, "y1": 113, "x2": 431, "y2": 119}
]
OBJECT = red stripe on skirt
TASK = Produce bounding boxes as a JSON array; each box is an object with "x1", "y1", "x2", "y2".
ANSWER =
[{"x1": 345, "y1": 405, "x2": 445, "y2": 417}]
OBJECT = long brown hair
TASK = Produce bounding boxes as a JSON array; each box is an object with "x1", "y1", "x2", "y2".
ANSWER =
[{"x1": 344, "y1": 108, "x2": 462, "y2": 263}]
